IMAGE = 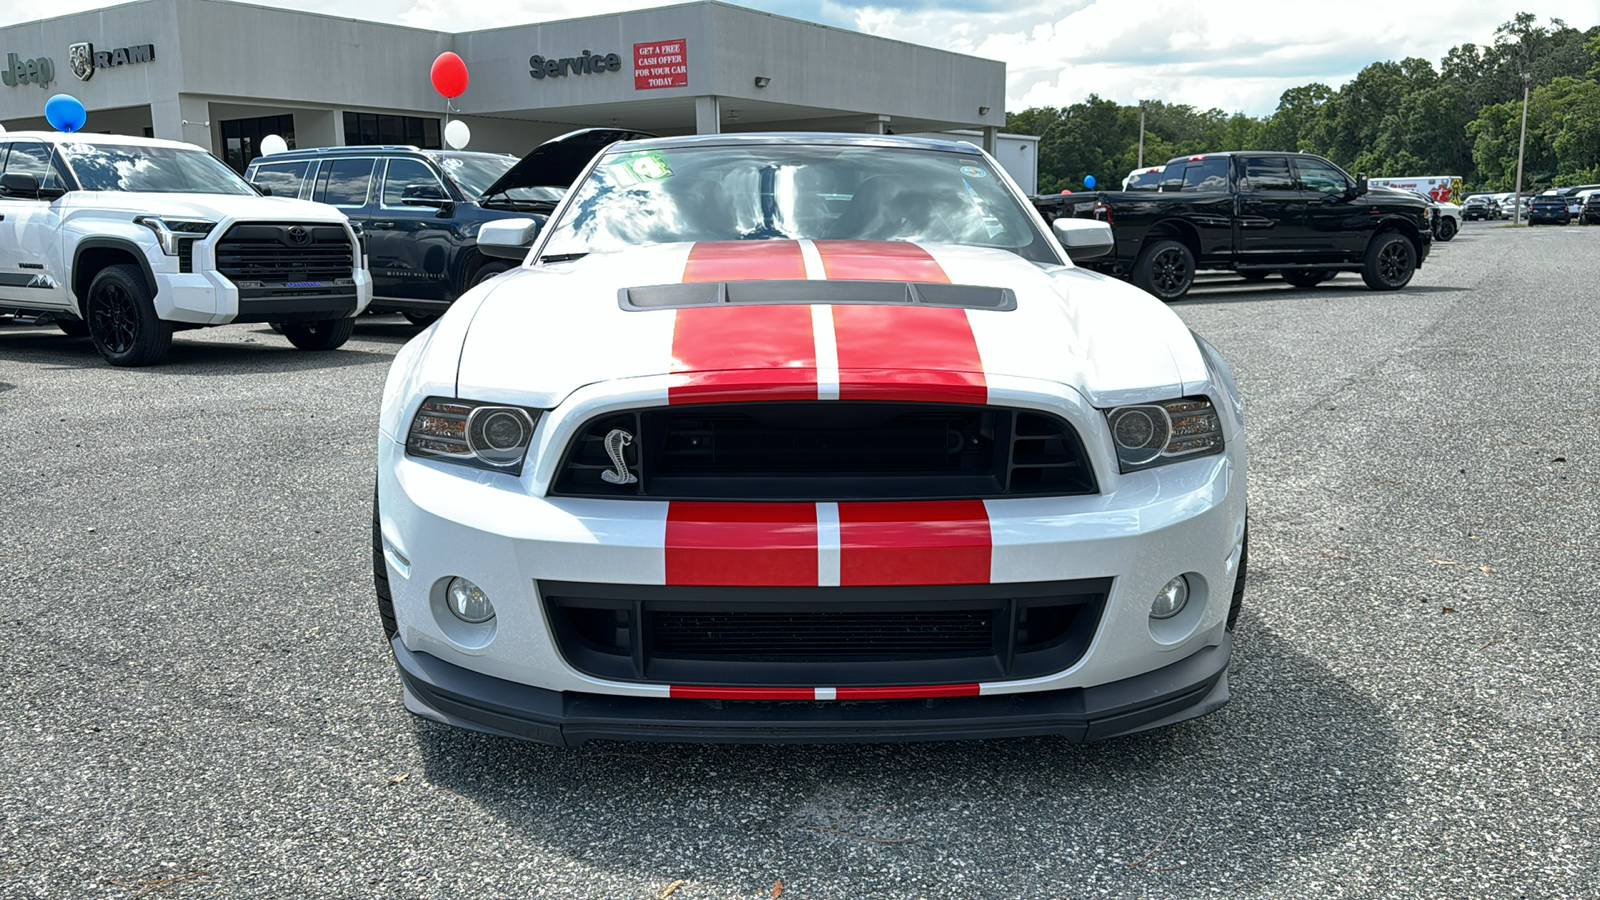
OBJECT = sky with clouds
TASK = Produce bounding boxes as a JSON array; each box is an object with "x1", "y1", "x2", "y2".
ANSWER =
[{"x1": 2, "y1": 0, "x2": 1594, "y2": 116}]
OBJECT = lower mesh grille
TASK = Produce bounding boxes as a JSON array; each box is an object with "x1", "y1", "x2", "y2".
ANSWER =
[
  {"x1": 540, "y1": 579, "x2": 1111, "y2": 686},
  {"x1": 651, "y1": 609, "x2": 995, "y2": 657}
]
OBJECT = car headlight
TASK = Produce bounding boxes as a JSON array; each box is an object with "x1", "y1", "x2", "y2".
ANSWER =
[
  {"x1": 406, "y1": 397, "x2": 541, "y2": 475},
  {"x1": 1105, "y1": 397, "x2": 1223, "y2": 473},
  {"x1": 134, "y1": 216, "x2": 217, "y2": 255}
]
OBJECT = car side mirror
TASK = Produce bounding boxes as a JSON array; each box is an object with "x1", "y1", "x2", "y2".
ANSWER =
[
  {"x1": 255, "y1": 183, "x2": 272, "y2": 197},
  {"x1": 0, "y1": 172, "x2": 41, "y2": 199},
  {"x1": 1051, "y1": 218, "x2": 1114, "y2": 263},
  {"x1": 478, "y1": 217, "x2": 543, "y2": 260},
  {"x1": 1354, "y1": 173, "x2": 1368, "y2": 197}
]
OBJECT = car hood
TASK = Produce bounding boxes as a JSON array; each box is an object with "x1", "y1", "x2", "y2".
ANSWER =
[
  {"x1": 453, "y1": 241, "x2": 1207, "y2": 411},
  {"x1": 64, "y1": 192, "x2": 350, "y2": 222},
  {"x1": 480, "y1": 127, "x2": 657, "y2": 197}
]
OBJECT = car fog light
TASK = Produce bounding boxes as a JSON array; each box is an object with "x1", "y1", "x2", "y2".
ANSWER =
[
  {"x1": 446, "y1": 577, "x2": 495, "y2": 623},
  {"x1": 1150, "y1": 576, "x2": 1189, "y2": 619}
]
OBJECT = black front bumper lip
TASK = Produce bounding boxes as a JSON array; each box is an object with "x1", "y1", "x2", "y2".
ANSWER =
[{"x1": 391, "y1": 633, "x2": 1232, "y2": 747}]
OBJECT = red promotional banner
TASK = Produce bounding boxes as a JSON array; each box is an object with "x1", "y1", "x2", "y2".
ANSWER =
[{"x1": 634, "y1": 39, "x2": 688, "y2": 90}]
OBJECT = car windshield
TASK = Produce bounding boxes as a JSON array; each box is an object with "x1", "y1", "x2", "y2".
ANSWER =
[
  {"x1": 436, "y1": 153, "x2": 564, "y2": 203},
  {"x1": 58, "y1": 142, "x2": 255, "y2": 194},
  {"x1": 540, "y1": 143, "x2": 1056, "y2": 263}
]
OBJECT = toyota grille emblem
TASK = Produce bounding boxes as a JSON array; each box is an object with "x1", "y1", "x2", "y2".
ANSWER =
[{"x1": 285, "y1": 226, "x2": 311, "y2": 246}]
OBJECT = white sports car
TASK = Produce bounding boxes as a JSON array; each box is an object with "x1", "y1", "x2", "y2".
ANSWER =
[{"x1": 375, "y1": 133, "x2": 1247, "y2": 746}]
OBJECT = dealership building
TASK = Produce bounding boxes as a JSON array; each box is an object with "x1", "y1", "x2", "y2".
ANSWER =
[{"x1": 0, "y1": 0, "x2": 1038, "y2": 192}]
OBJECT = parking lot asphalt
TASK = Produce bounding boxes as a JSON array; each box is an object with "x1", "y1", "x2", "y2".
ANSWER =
[{"x1": 2, "y1": 221, "x2": 1597, "y2": 899}]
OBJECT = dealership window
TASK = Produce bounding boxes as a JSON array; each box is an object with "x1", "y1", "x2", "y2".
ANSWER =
[
  {"x1": 343, "y1": 112, "x2": 441, "y2": 150},
  {"x1": 220, "y1": 115, "x2": 296, "y2": 173}
]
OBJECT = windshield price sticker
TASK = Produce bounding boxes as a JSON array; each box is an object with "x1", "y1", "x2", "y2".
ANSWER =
[
  {"x1": 62, "y1": 143, "x2": 96, "y2": 155},
  {"x1": 441, "y1": 158, "x2": 465, "y2": 169},
  {"x1": 961, "y1": 165, "x2": 987, "y2": 178},
  {"x1": 606, "y1": 153, "x2": 673, "y2": 186}
]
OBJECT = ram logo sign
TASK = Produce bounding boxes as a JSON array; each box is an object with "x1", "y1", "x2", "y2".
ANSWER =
[{"x1": 67, "y1": 41, "x2": 156, "y2": 81}]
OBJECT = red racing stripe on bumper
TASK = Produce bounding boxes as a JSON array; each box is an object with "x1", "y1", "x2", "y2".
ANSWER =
[
  {"x1": 834, "y1": 684, "x2": 981, "y2": 700},
  {"x1": 665, "y1": 502, "x2": 819, "y2": 586},
  {"x1": 670, "y1": 686, "x2": 816, "y2": 700},
  {"x1": 838, "y1": 500, "x2": 992, "y2": 585}
]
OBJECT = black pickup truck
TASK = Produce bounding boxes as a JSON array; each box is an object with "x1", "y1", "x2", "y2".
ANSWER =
[{"x1": 1032, "y1": 151, "x2": 1433, "y2": 301}]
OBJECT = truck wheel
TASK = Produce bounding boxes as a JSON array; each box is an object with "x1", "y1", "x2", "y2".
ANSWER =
[
  {"x1": 1361, "y1": 232, "x2": 1416, "y2": 291},
  {"x1": 1436, "y1": 217, "x2": 1457, "y2": 241},
  {"x1": 1132, "y1": 239, "x2": 1194, "y2": 302},
  {"x1": 470, "y1": 260, "x2": 514, "y2": 288},
  {"x1": 56, "y1": 317, "x2": 89, "y2": 338},
  {"x1": 401, "y1": 312, "x2": 439, "y2": 326},
  {"x1": 86, "y1": 264, "x2": 173, "y2": 367},
  {"x1": 1282, "y1": 269, "x2": 1334, "y2": 288},
  {"x1": 279, "y1": 317, "x2": 355, "y2": 351},
  {"x1": 1227, "y1": 525, "x2": 1248, "y2": 632}
]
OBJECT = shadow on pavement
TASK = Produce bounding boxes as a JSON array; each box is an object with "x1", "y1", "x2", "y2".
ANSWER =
[
  {"x1": 0, "y1": 329, "x2": 390, "y2": 375},
  {"x1": 411, "y1": 623, "x2": 1398, "y2": 893}
]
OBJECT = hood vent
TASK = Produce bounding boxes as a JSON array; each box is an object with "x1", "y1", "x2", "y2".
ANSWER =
[{"x1": 619, "y1": 280, "x2": 1016, "y2": 311}]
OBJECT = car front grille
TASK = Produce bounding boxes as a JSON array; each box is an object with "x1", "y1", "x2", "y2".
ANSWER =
[
  {"x1": 551, "y1": 402, "x2": 1098, "y2": 501},
  {"x1": 214, "y1": 223, "x2": 355, "y2": 298},
  {"x1": 539, "y1": 579, "x2": 1111, "y2": 686}
]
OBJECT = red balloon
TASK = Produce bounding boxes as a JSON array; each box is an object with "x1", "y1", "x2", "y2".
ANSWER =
[
  {"x1": 431, "y1": 52, "x2": 470, "y2": 99},
  {"x1": 1059, "y1": 189, "x2": 1073, "y2": 194}
]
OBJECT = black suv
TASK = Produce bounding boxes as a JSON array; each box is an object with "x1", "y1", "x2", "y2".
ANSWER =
[
  {"x1": 1462, "y1": 195, "x2": 1500, "y2": 220},
  {"x1": 1527, "y1": 194, "x2": 1571, "y2": 225},
  {"x1": 244, "y1": 128, "x2": 648, "y2": 323}
]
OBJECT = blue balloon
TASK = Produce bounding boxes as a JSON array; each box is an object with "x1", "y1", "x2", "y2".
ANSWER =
[
  {"x1": 45, "y1": 94, "x2": 86, "y2": 134},
  {"x1": 1084, "y1": 175, "x2": 1097, "y2": 189}
]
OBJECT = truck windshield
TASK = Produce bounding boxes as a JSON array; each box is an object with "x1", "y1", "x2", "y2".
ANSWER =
[
  {"x1": 436, "y1": 154, "x2": 564, "y2": 203},
  {"x1": 59, "y1": 143, "x2": 255, "y2": 194},
  {"x1": 540, "y1": 143, "x2": 1056, "y2": 263}
]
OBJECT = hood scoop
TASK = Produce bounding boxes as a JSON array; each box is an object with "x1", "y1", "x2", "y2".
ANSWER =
[{"x1": 619, "y1": 280, "x2": 1016, "y2": 312}]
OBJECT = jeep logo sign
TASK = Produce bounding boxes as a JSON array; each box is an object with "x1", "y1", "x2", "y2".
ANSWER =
[
  {"x1": 529, "y1": 50, "x2": 622, "y2": 80},
  {"x1": 68, "y1": 42, "x2": 156, "y2": 81},
  {"x1": 1, "y1": 53, "x2": 54, "y2": 89}
]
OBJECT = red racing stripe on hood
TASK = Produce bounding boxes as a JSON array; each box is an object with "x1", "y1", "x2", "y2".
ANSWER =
[
  {"x1": 665, "y1": 502, "x2": 819, "y2": 586},
  {"x1": 670, "y1": 242, "x2": 816, "y2": 404},
  {"x1": 812, "y1": 240, "x2": 948, "y2": 282},
  {"x1": 831, "y1": 305, "x2": 986, "y2": 404},
  {"x1": 838, "y1": 500, "x2": 992, "y2": 585}
]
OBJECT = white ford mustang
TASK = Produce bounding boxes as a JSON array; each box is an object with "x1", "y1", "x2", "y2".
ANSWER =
[{"x1": 375, "y1": 133, "x2": 1247, "y2": 746}]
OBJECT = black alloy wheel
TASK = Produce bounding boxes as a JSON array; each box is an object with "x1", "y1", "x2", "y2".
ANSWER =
[
  {"x1": 1282, "y1": 269, "x2": 1334, "y2": 288},
  {"x1": 1436, "y1": 217, "x2": 1457, "y2": 241},
  {"x1": 1361, "y1": 232, "x2": 1416, "y2": 291},
  {"x1": 86, "y1": 264, "x2": 173, "y2": 367},
  {"x1": 1132, "y1": 239, "x2": 1195, "y2": 302}
]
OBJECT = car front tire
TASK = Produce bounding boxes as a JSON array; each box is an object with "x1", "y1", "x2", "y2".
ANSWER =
[
  {"x1": 470, "y1": 260, "x2": 514, "y2": 288},
  {"x1": 1132, "y1": 239, "x2": 1195, "y2": 302},
  {"x1": 1361, "y1": 232, "x2": 1416, "y2": 291},
  {"x1": 1436, "y1": 217, "x2": 1457, "y2": 241},
  {"x1": 1227, "y1": 525, "x2": 1248, "y2": 632},
  {"x1": 278, "y1": 317, "x2": 355, "y2": 351},
  {"x1": 86, "y1": 264, "x2": 173, "y2": 367}
]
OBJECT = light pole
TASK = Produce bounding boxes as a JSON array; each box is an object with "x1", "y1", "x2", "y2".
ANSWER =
[
  {"x1": 1513, "y1": 73, "x2": 1530, "y2": 225},
  {"x1": 1137, "y1": 100, "x2": 1148, "y2": 168}
]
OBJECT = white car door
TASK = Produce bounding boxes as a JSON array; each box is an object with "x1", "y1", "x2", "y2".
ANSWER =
[{"x1": 0, "y1": 141, "x2": 71, "y2": 310}]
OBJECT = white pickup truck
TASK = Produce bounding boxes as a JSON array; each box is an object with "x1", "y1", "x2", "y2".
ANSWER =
[{"x1": 0, "y1": 132, "x2": 371, "y2": 366}]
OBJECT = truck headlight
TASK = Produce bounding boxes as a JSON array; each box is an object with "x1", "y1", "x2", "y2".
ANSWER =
[
  {"x1": 406, "y1": 397, "x2": 540, "y2": 475},
  {"x1": 1106, "y1": 397, "x2": 1223, "y2": 472},
  {"x1": 134, "y1": 216, "x2": 216, "y2": 256}
]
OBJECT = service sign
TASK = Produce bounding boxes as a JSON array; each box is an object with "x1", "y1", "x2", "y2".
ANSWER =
[{"x1": 634, "y1": 39, "x2": 687, "y2": 90}]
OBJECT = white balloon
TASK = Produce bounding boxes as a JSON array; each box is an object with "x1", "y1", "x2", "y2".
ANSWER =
[
  {"x1": 260, "y1": 133, "x2": 288, "y2": 156},
  {"x1": 444, "y1": 119, "x2": 471, "y2": 150}
]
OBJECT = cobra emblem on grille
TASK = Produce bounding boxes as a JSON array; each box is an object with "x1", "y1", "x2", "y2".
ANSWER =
[
  {"x1": 600, "y1": 428, "x2": 638, "y2": 485},
  {"x1": 285, "y1": 226, "x2": 311, "y2": 246}
]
